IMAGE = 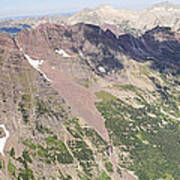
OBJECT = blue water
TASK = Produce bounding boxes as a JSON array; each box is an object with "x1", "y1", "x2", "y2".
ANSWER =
[{"x1": 0, "y1": 24, "x2": 31, "y2": 35}]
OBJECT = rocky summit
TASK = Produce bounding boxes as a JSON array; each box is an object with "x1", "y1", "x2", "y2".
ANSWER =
[{"x1": 0, "y1": 2, "x2": 180, "y2": 180}]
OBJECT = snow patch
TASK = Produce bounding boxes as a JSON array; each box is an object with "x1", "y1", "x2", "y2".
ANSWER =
[
  {"x1": 24, "y1": 54, "x2": 44, "y2": 69},
  {"x1": 24, "y1": 54, "x2": 51, "y2": 82},
  {"x1": 98, "y1": 66, "x2": 106, "y2": 73},
  {"x1": 55, "y1": 49, "x2": 71, "y2": 58},
  {"x1": 0, "y1": 124, "x2": 10, "y2": 156},
  {"x1": 79, "y1": 51, "x2": 84, "y2": 58}
]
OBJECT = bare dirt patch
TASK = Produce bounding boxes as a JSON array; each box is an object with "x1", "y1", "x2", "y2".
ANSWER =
[{"x1": 41, "y1": 62, "x2": 110, "y2": 142}]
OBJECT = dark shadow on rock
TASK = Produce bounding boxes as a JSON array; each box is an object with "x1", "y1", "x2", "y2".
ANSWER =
[{"x1": 118, "y1": 26, "x2": 180, "y2": 74}]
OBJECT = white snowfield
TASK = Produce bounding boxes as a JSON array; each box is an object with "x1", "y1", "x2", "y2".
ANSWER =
[
  {"x1": 24, "y1": 54, "x2": 51, "y2": 82},
  {"x1": 55, "y1": 49, "x2": 71, "y2": 58},
  {"x1": 0, "y1": 124, "x2": 10, "y2": 156}
]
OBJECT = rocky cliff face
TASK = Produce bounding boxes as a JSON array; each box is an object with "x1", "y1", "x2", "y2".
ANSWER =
[
  {"x1": 15, "y1": 23, "x2": 124, "y2": 74},
  {"x1": 16, "y1": 23, "x2": 180, "y2": 75},
  {"x1": 118, "y1": 26, "x2": 180, "y2": 73}
]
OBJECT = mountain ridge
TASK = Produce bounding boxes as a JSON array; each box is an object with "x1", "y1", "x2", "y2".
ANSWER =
[{"x1": 1, "y1": 1, "x2": 180, "y2": 36}]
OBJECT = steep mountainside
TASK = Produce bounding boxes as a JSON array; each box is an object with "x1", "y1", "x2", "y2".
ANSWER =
[{"x1": 0, "y1": 22, "x2": 180, "y2": 180}]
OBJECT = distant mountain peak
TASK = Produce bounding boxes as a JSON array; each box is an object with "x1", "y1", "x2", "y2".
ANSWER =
[
  {"x1": 95, "y1": 4, "x2": 114, "y2": 10},
  {"x1": 150, "y1": 1, "x2": 180, "y2": 10}
]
